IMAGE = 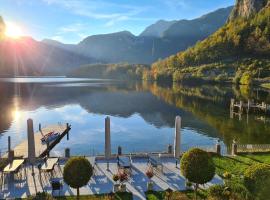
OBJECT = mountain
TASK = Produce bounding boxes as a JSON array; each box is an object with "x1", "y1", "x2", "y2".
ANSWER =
[
  {"x1": 140, "y1": 20, "x2": 177, "y2": 37},
  {"x1": 229, "y1": 0, "x2": 269, "y2": 20},
  {"x1": 0, "y1": 37, "x2": 96, "y2": 76},
  {"x1": 75, "y1": 6, "x2": 233, "y2": 64},
  {"x1": 163, "y1": 7, "x2": 233, "y2": 38},
  {"x1": 148, "y1": 0, "x2": 270, "y2": 83},
  {"x1": 0, "y1": 6, "x2": 233, "y2": 75}
]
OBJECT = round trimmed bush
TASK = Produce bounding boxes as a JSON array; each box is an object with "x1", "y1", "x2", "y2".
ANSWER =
[
  {"x1": 63, "y1": 157, "x2": 93, "y2": 199},
  {"x1": 180, "y1": 148, "x2": 215, "y2": 185},
  {"x1": 244, "y1": 163, "x2": 270, "y2": 197}
]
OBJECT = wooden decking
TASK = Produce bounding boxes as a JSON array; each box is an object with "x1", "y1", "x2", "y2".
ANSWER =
[
  {"x1": 11, "y1": 124, "x2": 71, "y2": 158},
  {"x1": 230, "y1": 98, "x2": 269, "y2": 114}
]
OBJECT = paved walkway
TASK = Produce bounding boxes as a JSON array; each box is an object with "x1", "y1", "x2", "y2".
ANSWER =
[{"x1": 0, "y1": 157, "x2": 223, "y2": 200}]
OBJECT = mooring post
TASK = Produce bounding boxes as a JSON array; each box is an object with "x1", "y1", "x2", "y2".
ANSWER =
[
  {"x1": 39, "y1": 123, "x2": 41, "y2": 131},
  {"x1": 8, "y1": 136, "x2": 11, "y2": 152},
  {"x1": 65, "y1": 148, "x2": 70, "y2": 158},
  {"x1": 216, "y1": 139, "x2": 221, "y2": 155},
  {"x1": 240, "y1": 101, "x2": 243, "y2": 113},
  {"x1": 167, "y1": 144, "x2": 173, "y2": 154},
  {"x1": 105, "y1": 117, "x2": 111, "y2": 171},
  {"x1": 247, "y1": 100, "x2": 250, "y2": 113},
  {"x1": 66, "y1": 123, "x2": 70, "y2": 140},
  {"x1": 174, "y1": 116, "x2": 181, "y2": 159},
  {"x1": 118, "y1": 146, "x2": 122, "y2": 156},
  {"x1": 230, "y1": 99, "x2": 235, "y2": 111},
  {"x1": 232, "y1": 140, "x2": 237, "y2": 156},
  {"x1": 27, "y1": 119, "x2": 36, "y2": 164}
]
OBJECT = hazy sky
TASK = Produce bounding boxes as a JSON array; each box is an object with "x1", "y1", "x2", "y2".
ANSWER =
[{"x1": 0, "y1": 0, "x2": 235, "y2": 43}]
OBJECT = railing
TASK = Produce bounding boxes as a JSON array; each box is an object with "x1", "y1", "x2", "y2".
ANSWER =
[{"x1": 237, "y1": 144, "x2": 270, "y2": 153}]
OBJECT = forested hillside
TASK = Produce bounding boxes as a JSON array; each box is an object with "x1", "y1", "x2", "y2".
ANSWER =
[
  {"x1": 69, "y1": 63, "x2": 149, "y2": 80},
  {"x1": 148, "y1": 1, "x2": 270, "y2": 84}
]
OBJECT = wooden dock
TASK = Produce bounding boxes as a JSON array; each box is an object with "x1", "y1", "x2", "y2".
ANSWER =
[
  {"x1": 230, "y1": 98, "x2": 269, "y2": 114},
  {"x1": 9, "y1": 123, "x2": 71, "y2": 158}
]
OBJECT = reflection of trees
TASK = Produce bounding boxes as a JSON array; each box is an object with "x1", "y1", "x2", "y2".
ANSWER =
[
  {"x1": 143, "y1": 82, "x2": 270, "y2": 145},
  {"x1": 1, "y1": 80, "x2": 270, "y2": 146}
]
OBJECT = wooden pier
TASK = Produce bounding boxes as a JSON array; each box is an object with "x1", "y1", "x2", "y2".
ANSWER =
[
  {"x1": 8, "y1": 123, "x2": 71, "y2": 159},
  {"x1": 230, "y1": 98, "x2": 269, "y2": 114}
]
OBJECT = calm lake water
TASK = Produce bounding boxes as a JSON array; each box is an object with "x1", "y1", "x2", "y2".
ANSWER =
[{"x1": 0, "y1": 77, "x2": 270, "y2": 156}]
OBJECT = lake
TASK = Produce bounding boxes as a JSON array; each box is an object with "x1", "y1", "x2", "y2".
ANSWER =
[{"x1": 0, "y1": 77, "x2": 270, "y2": 156}]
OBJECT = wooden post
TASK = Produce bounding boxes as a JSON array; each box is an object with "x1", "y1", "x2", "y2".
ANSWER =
[
  {"x1": 118, "y1": 146, "x2": 122, "y2": 156},
  {"x1": 240, "y1": 101, "x2": 243, "y2": 113},
  {"x1": 8, "y1": 136, "x2": 11, "y2": 152},
  {"x1": 27, "y1": 119, "x2": 36, "y2": 164},
  {"x1": 216, "y1": 140, "x2": 221, "y2": 155},
  {"x1": 105, "y1": 117, "x2": 111, "y2": 159},
  {"x1": 66, "y1": 123, "x2": 69, "y2": 140},
  {"x1": 247, "y1": 100, "x2": 250, "y2": 113},
  {"x1": 230, "y1": 99, "x2": 235, "y2": 111},
  {"x1": 168, "y1": 144, "x2": 173, "y2": 154},
  {"x1": 65, "y1": 148, "x2": 70, "y2": 158},
  {"x1": 232, "y1": 140, "x2": 237, "y2": 156},
  {"x1": 174, "y1": 116, "x2": 181, "y2": 159}
]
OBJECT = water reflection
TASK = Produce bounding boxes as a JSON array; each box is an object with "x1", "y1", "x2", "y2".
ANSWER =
[{"x1": 0, "y1": 78, "x2": 269, "y2": 155}]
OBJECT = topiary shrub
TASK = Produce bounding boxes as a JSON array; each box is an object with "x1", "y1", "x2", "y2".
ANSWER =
[
  {"x1": 244, "y1": 163, "x2": 270, "y2": 199},
  {"x1": 208, "y1": 185, "x2": 228, "y2": 200},
  {"x1": 63, "y1": 157, "x2": 93, "y2": 200},
  {"x1": 180, "y1": 148, "x2": 215, "y2": 199}
]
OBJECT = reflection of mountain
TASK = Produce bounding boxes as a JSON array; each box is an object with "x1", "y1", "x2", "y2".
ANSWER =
[
  {"x1": 0, "y1": 81, "x2": 215, "y2": 138},
  {"x1": 145, "y1": 82, "x2": 270, "y2": 145},
  {"x1": 2, "y1": 81, "x2": 269, "y2": 146}
]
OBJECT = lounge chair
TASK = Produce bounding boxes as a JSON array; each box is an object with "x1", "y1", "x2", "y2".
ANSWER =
[
  {"x1": 117, "y1": 156, "x2": 132, "y2": 174},
  {"x1": 148, "y1": 154, "x2": 163, "y2": 173}
]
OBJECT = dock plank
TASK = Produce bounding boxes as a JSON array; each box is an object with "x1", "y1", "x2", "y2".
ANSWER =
[{"x1": 12, "y1": 124, "x2": 69, "y2": 158}]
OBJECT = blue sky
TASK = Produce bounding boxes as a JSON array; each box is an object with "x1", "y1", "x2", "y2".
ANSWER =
[{"x1": 0, "y1": 0, "x2": 235, "y2": 43}]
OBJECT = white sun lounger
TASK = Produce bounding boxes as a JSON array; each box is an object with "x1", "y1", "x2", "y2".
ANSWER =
[
  {"x1": 148, "y1": 154, "x2": 163, "y2": 173},
  {"x1": 3, "y1": 159, "x2": 24, "y2": 173},
  {"x1": 41, "y1": 158, "x2": 59, "y2": 172}
]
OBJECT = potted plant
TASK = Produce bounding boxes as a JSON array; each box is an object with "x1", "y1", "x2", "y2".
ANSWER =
[
  {"x1": 185, "y1": 180, "x2": 193, "y2": 190},
  {"x1": 146, "y1": 168, "x2": 154, "y2": 191},
  {"x1": 118, "y1": 172, "x2": 128, "y2": 192},
  {"x1": 112, "y1": 174, "x2": 120, "y2": 192}
]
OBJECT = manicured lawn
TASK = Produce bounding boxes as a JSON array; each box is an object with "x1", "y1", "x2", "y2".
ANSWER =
[
  {"x1": 55, "y1": 192, "x2": 132, "y2": 200},
  {"x1": 212, "y1": 153, "x2": 270, "y2": 177},
  {"x1": 21, "y1": 192, "x2": 132, "y2": 200},
  {"x1": 145, "y1": 190, "x2": 207, "y2": 200}
]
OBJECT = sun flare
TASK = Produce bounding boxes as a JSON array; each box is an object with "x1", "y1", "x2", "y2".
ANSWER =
[
  {"x1": 12, "y1": 109, "x2": 22, "y2": 120},
  {"x1": 5, "y1": 22, "x2": 23, "y2": 38}
]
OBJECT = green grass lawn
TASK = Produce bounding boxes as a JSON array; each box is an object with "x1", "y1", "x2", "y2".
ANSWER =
[
  {"x1": 55, "y1": 192, "x2": 132, "y2": 200},
  {"x1": 20, "y1": 192, "x2": 132, "y2": 200},
  {"x1": 212, "y1": 153, "x2": 270, "y2": 177},
  {"x1": 145, "y1": 190, "x2": 208, "y2": 200}
]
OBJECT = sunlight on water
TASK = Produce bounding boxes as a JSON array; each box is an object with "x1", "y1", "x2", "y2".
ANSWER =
[{"x1": 0, "y1": 78, "x2": 269, "y2": 156}]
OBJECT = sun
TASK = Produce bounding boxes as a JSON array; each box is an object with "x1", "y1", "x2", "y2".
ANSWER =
[{"x1": 5, "y1": 22, "x2": 23, "y2": 38}]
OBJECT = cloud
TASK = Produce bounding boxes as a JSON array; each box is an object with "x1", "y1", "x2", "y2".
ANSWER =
[
  {"x1": 42, "y1": 0, "x2": 150, "y2": 26},
  {"x1": 162, "y1": 0, "x2": 189, "y2": 10}
]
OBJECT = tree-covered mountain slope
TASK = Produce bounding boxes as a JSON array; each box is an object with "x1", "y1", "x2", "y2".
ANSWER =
[{"x1": 149, "y1": 1, "x2": 270, "y2": 84}]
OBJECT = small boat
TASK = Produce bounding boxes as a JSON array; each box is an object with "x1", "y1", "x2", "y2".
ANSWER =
[{"x1": 41, "y1": 131, "x2": 60, "y2": 143}]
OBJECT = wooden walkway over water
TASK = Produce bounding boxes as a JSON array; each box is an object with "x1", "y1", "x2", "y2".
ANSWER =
[
  {"x1": 8, "y1": 123, "x2": 71, "y2": 158},
  {"x1": 230, "y1": 98, "x2": 269, "y2": 114}
]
